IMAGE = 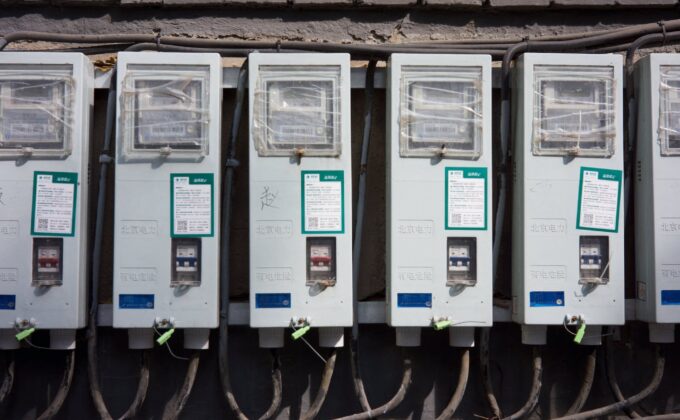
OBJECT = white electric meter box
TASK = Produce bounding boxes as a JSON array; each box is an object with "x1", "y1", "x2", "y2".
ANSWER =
[
  {"x1": 634, "y1": 54, "x2": 680, "y2": 343},
  {"x1": 113, "y1": 52, "x2": 221, "y2": 350},
  {"x1": 0, "y1": 53, "x2": 93, "y2": 350},
  {"x1": 248, "y1": 53, "x2": 352, "y2": 349},
  {"x1": 512, "y1": 54, "x2": 625, "y2": 345},
  {"x1": 386, "y1": 54, "x2": 493, "y2": 348}
]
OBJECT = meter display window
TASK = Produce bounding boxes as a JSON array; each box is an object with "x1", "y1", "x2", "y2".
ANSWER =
[
  {"x1": 121, "y1": 65, "x2": 210, "y2": 157},
  {"x1": 400, "y1": 66, "x2": 483, "y2": 158},
  {"x1": 0, "y1": 65, "x2": 73, "y2": 156},
  {"x1": 254, "y1": 65, "x2": 341, "y2": 157},
  {"x1": 660, "y1": 66, "x2": 680, "y2": 155},
  {"x1": 533, "y1": 66, "x2": 615, "y2": 157}
]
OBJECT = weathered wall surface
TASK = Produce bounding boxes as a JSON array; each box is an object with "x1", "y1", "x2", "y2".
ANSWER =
[{"x1": 0, "y1": 6, "x2": 680, "y2": 420}]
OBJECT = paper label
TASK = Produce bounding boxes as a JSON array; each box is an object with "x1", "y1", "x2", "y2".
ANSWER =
[
  {"x1": 576, "y1": 167, "x2": 622, "y2": 232},
  {"x1": 171, "y1": 173, "x2": 214, "y2": 237},
  {"x1": 301, "y1": 171, "x2": 345, "y2": 234},
  {"x1": 31, "y1": 171, "x2": 77, "y2": 237},
  {"x1": 445, "y1": 167, "x2": 488, "y2": 230}
]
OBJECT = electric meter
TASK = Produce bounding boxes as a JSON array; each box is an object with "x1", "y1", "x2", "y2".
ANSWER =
[
  {"x1": 387, "y1": 54, "x2": 493, "y2": 347},
  {"x1": 512, "y1": 54, "x2": 624, "y2": 345},
  {"x1": 249, "y1": 53, "x2": 352, "y2": 349},
  {"x1": 113, "y1": 52, "x2": 221, "y2": 349},
  {"x1": 635, "y1": 54, "x2": 680, "y2": 343},
  {"x1": 0, "y1": 53, "x2": 93, "y2": 349}
]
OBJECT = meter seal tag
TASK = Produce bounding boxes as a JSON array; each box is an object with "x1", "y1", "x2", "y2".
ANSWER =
[
  {"x1": 445, "y1": 167, "x2": 488, "y2": 230},
  {"x1": 170, "y1": 173, "x2": 214, "y2": 237},
  {"x1": 301, "y1": 171, "x2": 345, "y2": 234},
  {"x1": 31, "y1": 171, "x2": 78, "y2": 237},
  {"x1": 576, "y1": 167, "x2": 622, "y2": 233},
  {"x1": 574, "y1": 323, "x2": 587, "y2": 344}
]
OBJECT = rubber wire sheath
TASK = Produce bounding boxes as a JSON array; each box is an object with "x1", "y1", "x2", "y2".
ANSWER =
[
  {"x1": 301, "y1": 350, "x2": 338, "y2": 420},
  {"x1": 501, "y1": 347, "x2": 542, "y2": 420},
  {"x1": 35, "y1": 349, "x2": 75, "y2": 420},
  {"x1": 480, "y1": 329, "x2": 502, "y2": 419},
  {"x1": 555, "y1": 346, "x2": 664, "y2": 420},
  {"x1": 564, "y1": 348, "x2": 597, "y2": 415},
  {"x1": 161, "y1": 352, "x2": 200, "y2": 420},
  {"x1": 436, "y1": 349, "x2": 470, "y2": 420},
  {"x1": 604, "y1": 335, "x2": 642, "y2": 418},
  {"x1": 0, "y1": 352, "x2": 14, "y2": 405}
]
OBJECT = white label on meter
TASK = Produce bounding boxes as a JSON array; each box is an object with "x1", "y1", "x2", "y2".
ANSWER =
[
  {"x1": 445, "y1": 167, "x2": 487, "y2": 230},
  {"x1": 301, "y1": 171, "x2": 345, "y2": 234},
  {"x1": 577, "y1": 167, "x2": 622, "y2": 232},
  {"x1": 171, "y1": 173, "x2": 214, "y2": 237},
  {"x1": 31, "y1": 171, "x2": 77, "y2": 236}
]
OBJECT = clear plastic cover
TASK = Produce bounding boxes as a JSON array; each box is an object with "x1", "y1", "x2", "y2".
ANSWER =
[
  {"x1": 254, "y1": 65, "x2": 341, "y2": 157},
  {"x1": 400, "y1": 66, "x2": 483, "y2": 158},
  {"x1": 0, "y1": 64, "x2": 74, "y2": 158},
  {"x1": 121, "y1": 64, "x2": 210, "y2": 158},
  {"x1": 659, "y1": 66, "x2": 680, "y2": 156},
  {"x1": 533, "y1": 66, "x2": 616, "y2": 157}
]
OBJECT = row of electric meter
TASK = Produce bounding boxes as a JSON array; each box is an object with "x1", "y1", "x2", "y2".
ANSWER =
[{"x1": 0, "y1": 51, "x2": 677, "y2": 351}]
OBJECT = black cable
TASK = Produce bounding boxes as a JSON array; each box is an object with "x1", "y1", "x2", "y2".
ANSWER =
[
  {"x1": 436, "y1": 348, "x2": 470, "y2": 420},
  {"x1": 0, "y1": 351, "x2": 14, "y2": 406},
  {"x1": 565, "y1": 348, "x2": 597, "y2": 415},
  {"x1": 555, "y1": 345, "x2": 665, "y2": 420},
  {"x1": 301, "y1": 350, "x2": 338, "y2": 420},
  {"x1": 501, "y1": 347, "x2": 542, "y2": 420},
  {"x1": 161, "y1": 352, "x2": 200, "y2": 420},
  {"x1": 603, "y1": 335, "x2": 642, "y2": 418}
]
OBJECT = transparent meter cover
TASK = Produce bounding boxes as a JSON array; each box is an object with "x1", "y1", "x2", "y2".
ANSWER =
[
  {"x1": 121, "y1": 65, "x2": 210, "y2": 157},
  {"x1": 660, "y1": 66, "x2": 680, "y2": 156},
  {"x1": 400, "y1": 66, "x2": 483, "y2": 158},
  {"x1": 254, "y1": 65, "x2": 342, "y2": 157},
  {"x1": 533, "y1": 66, "x2": 616, "y2": 157},
  {"x1": 0, "y1": 65, "x2": 74, "y2": 158}
]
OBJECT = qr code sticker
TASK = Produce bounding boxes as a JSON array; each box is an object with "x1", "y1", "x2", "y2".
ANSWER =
[
  {"x1": 451, "y1": 214, "x2": 462, "y2": 225},
  {"x1": 308, "y1": 217, "x2": 319, "y2": 229},
  {"x1": 177, "y1": 220, "x2": 188, "y2": 232},
  {"x1": 583, "y1": 214, "x2": 593, "y2": 225},
  {"x1": 37, "y1": 218, "x2": 48, "y2": 230}
]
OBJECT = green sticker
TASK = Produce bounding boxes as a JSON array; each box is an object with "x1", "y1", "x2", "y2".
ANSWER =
[
  {"x1": 292, "y1": 325, "x2": 311, "y2": 340},
  {"x1": 576, "y1": 167, "x2": 622, "y2": 233},
  {"x1": 301, "y1": 171, "x2": 345, "y2": 234},
  {"x1": 31, "y1": 171, "x2": 78, "y2": 237},
  {"x1": 170, "y1": 173, "x2": 215, "y2": 237},
  {"x1": 574, "y1": 323, "x2": 586, "y2": 344},
  {"x1": 445, "y1": 167, "x2": 488, "y2": 230}
]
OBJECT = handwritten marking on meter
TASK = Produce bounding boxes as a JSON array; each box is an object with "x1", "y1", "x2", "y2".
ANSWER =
[
  {"x1": 445, "y1": 167, "x2": 487, "y2": 230},
  {"x1": 170, "y1": 174, "x2": 214, "y2": 237},
  {"x1": 576, "y1": 167, "x2": 622, "y2": 233},
  {"x1": 301, "y1": 171, "x2": 345, "y2": 234},
  {"x1": 31, "y1": 171, "x2": 77, "y2": 236}
]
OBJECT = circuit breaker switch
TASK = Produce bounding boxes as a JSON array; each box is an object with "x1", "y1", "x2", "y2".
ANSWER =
[
  {"x1": 171, "y1": 238, "x2": 201, "y2": 287},
  {"x1": 579, "y1": 236, "x2": 609, "y2": 285},
  {"x1": 306, "y1": 238, "x2": 337, "y2": 287},
  {"x1": 447, "y1": 238, "x2": 477, "y2": 287},
  {"x1": 32, "y1": 238, "x2": 63, "y2": 286}
]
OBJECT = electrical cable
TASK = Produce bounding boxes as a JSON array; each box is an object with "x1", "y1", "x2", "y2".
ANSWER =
[
  {"x1": 564, "y1": 348, "x2": 597, "y2": 415},
  {"x1": 87, "y1": 65, "x2": 150, "y2": 420},
  {"x1": 603, "y1": 334, "x2": 642, "y2": 418},
  {"x1": 301, "y1": 349, "x2": 338, "y2": 420},
  {"x1": 555, "y1": 345, "x2": 665, "y2": 420},
  {"x1": 36, "y1": 349, "x2": 75, "y2": 420},
  {"x1": 435, "y1": 348, "x2": 470, "y2": 420},
  {"x1": 0, "y1": 352, "x2": 13, "y2": 405},
  {"x1": 258, "y1": 350, "x2": 283, "y2": 420},
  {"x1": 480, "y1": 329, "x2": 502, "y2": 419},
  {"x1": 501, "y1": 347, "x2": 542, "y2": 420},
  {"x1": 161, "y1": 352, "x2": 200, "y2": 420}
]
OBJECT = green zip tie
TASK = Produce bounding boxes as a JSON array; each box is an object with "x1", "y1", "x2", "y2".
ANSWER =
[
  {"x1": 434, "y1": 320, "x2": 452, "y2": 331},
  {"x1": 291, "y1": 325, "x2": 311, "y2": 340},
  {"x1": 574, "y1": 323, "x2": 586, "y2": 344},
  {"x1": 156, "y1": 328, "x2": 175, "y2": 345},
  {"x1": 15, "y1": 327, "x2": 35, "y2": 342}
]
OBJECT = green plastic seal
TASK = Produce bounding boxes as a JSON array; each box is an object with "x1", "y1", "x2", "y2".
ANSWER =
[
  {"x1": 434, "y1": 320, "x2": 452, "y2": 331},
  {"x1": 15, "y1": 327, "x2": 35, "y2": 342},
  {"x1": 291, "y1": 325, "x2": 311, "y2": 340},
  {"x1": 574, "y1": 323, "x2": 587, "y2": 344},
  {"x1": 156, "y1": 328, "x2": 175, "y2": 345}
]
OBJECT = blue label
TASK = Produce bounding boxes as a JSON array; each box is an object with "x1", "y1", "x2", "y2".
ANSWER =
[
  {"x1": 119, "y1": 294, "x2": 154, "y2": 309},
  {"x1": 529, "y1": 291, "x2": 565, "y2": 307},
  {"x1": 255, "y1": 293, "x2": 291, "y2": 309},
  {"x1": 661, "y1": 290, "x2": 680, "y2": 305},
  {"x1": 397, "y1": 293, "x2": 432, "y2": 308},
  {"x1": 0, "y1": 295, "x2": 15, "y2": 310}
]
